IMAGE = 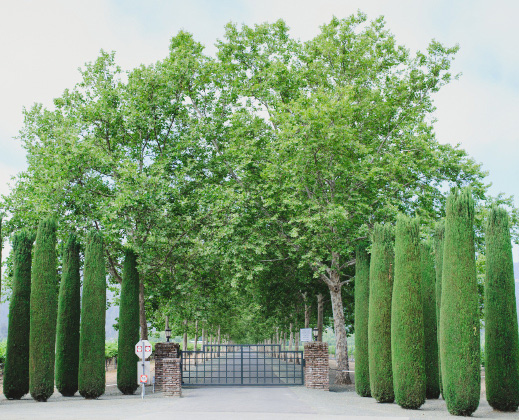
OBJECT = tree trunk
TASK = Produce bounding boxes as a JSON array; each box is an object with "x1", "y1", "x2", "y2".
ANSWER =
[
  {"x1": 217, "y1": 325, "x2": 221, "y2": 356},
  {"x1": 182, "y1": 320, "x2": 188, "y2": 351},
  {"x1": 139, "y1": 279, "x2": 148, "y2": 340},
  {"x1": 305, "y1": 302, "x2": 311, "y2": 329},
  {"x1": 194, "y1": 320, "x2": 198, "y2": 351},
  {"x1": 289, "y1": 323, "x2": 294, "y2": 362},
  {"x1": 326, "y1": 270, "x2": 352, "y2": 384},
  {"x1": 317, "y1": 294, "x2": 324, "y2": 341},
  {"x1": 295, "y1": 332, "x2": 300, "y2": 364},
  {"x1": 201, "y1": 327, "x2": 206, "y2": 362}
]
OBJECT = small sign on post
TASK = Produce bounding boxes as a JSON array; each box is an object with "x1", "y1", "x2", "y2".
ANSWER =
[
  {"x1": 300, "y1": 328, "x2": 313, "y2": 342},
  {"x1": 135, "y1": 340, "x2": 153, "y2": 398}
]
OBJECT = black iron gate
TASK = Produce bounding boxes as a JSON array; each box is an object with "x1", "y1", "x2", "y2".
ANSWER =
[{"x1": 181, "y1": 344, "x2": 304, "y2": 386}]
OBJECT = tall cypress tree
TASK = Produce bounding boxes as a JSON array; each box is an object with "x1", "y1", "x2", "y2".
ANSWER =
[
  {"x1": 421, "y1": 242, "x2": 440, "y2": 399},
  {"x1": 391, "y1": 215, "x2": 425, "y2": 409},
  {"x1": 433, "y1": 221, "x2": 444, "y2": 397},
  {"x1": 354, "y1": 242, "x2": 370, "y2": 397},
  {"x1": 368, "y1": 224, "x2": 394, "y2": 403},
  {"x1": 440, "y1": 187, "x2": 480, "y2": 416},
  {"x1": 484, "y1": 206, "x2": 519, "y2": 411},
  {"x1": 78, "y1": 230, "x2": 106, "y2": 399},
  {"x1": 117, "y1": 248, "x2": 140, "y2": 395},
  {"x1": 29, "y1": 218, "x2": 58, "y2": 402},
  {"x1": 55, "y1": 234, "x2": 81, "y2": 397},
  {"x1": 4, "y1": 230, "x2": 33, "y2": 399}
]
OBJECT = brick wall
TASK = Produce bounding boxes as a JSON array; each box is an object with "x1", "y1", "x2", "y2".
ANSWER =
[
  {"x1": 162, "y1": 358, "x2": 182, "y2": 397},
  {"x1": 304, "y1": 342, "x2": 329, "y2": 391},
  {"x1": 155, "y1": 342, "x2": 180, "y2": 391}
]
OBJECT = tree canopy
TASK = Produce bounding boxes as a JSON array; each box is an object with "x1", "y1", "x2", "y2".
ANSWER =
[{"x1": 1, "y1": 13, "x2": 514, "y2": 383}]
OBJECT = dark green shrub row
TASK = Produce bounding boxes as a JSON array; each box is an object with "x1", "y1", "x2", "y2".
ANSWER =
[
  {"x1": 4, "y1": 231, "x2": 33, "y2": 399},
  {"x1": 368, "y1": 224, "x2": 394, "y2": 403},
  {"x1": 354, "y1": 242, "x2": 370, "y2": 397},
  {"x1": 391, "y1": 215, "x2": 425, "y2": 409}
]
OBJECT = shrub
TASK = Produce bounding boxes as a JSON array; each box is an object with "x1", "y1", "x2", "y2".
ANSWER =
[
  {"x1": 4, "y1": 231, "x2": 33, "y2": 399},
  {"x1": 29, "y1": 218, "x2": 58, "y2": 402},
  {"x1": 368, "y1": 224, "x2": 394, "y2": 403},
  {"x1": 117, "y1": 248, "x2": 140, "y2": 395},
  {"x1": 78, "y1": 231, "x2": 106, "y2": 399},
  {"x1": 484, "y1": 206, "x2": 519, "y2": 411},
  {"x1": 391, "y1": 215, "x2": 425, "y2": 409},
  {"x1": 354, "y1": 242, "x2": 371, "y2": 397},
  {"x1": 440, "y1": 187, "x2": 480, "y2": 416},
  {"x1": 421, "y1": 242, "x2": 440, "y2": 399},
  {"x1": 433, "y1": 221, "x2": 445, "y2": 396},
  {"x1": 55, "y1": 234, "x2": 81, "y2": 397}
]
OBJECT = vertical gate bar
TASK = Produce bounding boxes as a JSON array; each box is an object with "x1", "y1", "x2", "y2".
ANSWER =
[{"x1": 241, "y1": 345, "x2": 244, "y2": 385}]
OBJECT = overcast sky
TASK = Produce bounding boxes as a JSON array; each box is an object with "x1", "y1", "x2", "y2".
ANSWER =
[{"x1": 1, "y1": 0, "x2": 518, "y2": 257}]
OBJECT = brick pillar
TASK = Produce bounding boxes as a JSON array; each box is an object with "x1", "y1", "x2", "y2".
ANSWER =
[
  {"x1": 304, "y1": 342, "x2": 329, "y2": 390},
  {"x1": 163, "y1": 358, "x2": 182, "y2": 397},
  {"x1": 155, "y1": 342, "x2": 180, "y2": 391}
]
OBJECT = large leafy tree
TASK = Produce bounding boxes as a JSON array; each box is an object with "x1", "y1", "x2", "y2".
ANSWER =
[
  {"x1": 208, "y1": 14, "x2": 485, "y2": 383},
  {"x1": 0, "y1": 13, "x2": 502, "y2": 387}
]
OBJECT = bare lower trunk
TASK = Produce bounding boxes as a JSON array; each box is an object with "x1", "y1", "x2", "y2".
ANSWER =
[
  {"x1": 326, "y1": 271, "x2": 351, "y2": 384},
  {"x1": 194, "y1": 320, "x2": 198, "y2": 351},
  {"x1": 182, "y1": 320, "x2": 188, "y2": 371},
  {"x1": 289, "y1": 323, "x2": 294, "y2": 362},
  {"x1": 202, "y1": 328, "x2": 206, "y2": 362},
  {"x1": 295, "y1": 332, "x2": 300, "y2": 364},
  {"x1": 183, "y1": 320, "x2": 188, "y2": 350},
  {"x1": 304, "y1": 302, "x2": 311, "y2": 328},
  {"x1": 317, "y1": 293, "x2": 324, "y2": 342},
  {"x1": 217, "y1": 325, "x2": 221, "y2": 356},
  {"x1": 139, "y1": 279, "x2": 148, "y2": 339}
]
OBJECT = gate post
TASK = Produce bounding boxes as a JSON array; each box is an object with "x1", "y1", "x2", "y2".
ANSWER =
[
  {"x1": 163, "y1": 358, "x2": 182, "y2": 397},
  {"x1": 155, "y1": 342, "x2": 180, "y2": 391},
  {"x1": 303, "y1": 342, "x2": 329, "y2": 391}
]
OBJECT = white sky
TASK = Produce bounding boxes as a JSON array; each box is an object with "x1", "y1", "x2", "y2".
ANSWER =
[{"x1": 0, "y1": 0, "x2": 518, "y2": 259}]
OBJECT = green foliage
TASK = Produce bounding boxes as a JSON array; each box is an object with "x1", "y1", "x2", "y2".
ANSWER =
[
  {"x1": 55, "y1": 234, "x2": 81, "y2": 397},
  {"x1": 0, "y1": 340, "x2": 6, "y2": 363},
  {"x1": 105, "y1": 341, "x2": 118, "y2": 359},
  {"x1": 0, "y1": 13, "x2": 499, "y2": 367},
  {"x1": 391, "y1": 215, "x2": 425, "y2": 409},
  {"x1": 117, "y1": 248, "x2": 140, "y2": 395},
  {"x1": 484, "y1": 206, "x2": 519, "y2": 411},
  {"x1": 368, "y1": 224, "x2": 394, "y2": 403},
  {"x1": 29, "y1": 218, "x2": 58, "y2": 402},
  {"x1": 4, "y1": 230, "x2": 33, "y2": 399},
  {"x1": 440, "y1": 187, "x2": 480, "y2": 416},
  {"x1": 354, "y1": 242, "x2": 370, "y2": 397},
  {"x1": 78, "y1": 231, "x2": 106, "y2": 399},
  {"x1": 421, "y1": 242, "x2": 440, "y2": 399}
]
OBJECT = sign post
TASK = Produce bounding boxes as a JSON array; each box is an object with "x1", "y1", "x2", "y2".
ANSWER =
[
  {"x1": 135, "y1": 340, "x2": 153, "y2": 399},
  {"x1": 300, "y1": 328, "x2": 313, "y2": 343}
]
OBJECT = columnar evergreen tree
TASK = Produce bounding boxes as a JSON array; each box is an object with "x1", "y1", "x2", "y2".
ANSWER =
[
  {"x1": 484, "y1": 206, "x2": 519, "y2": 411},
  {"x1": 354, "y1": 242, "x2": 370, "y2": 397},
  {"x1": 440, "y1": 187, "x2": 480, "y2": 416},
  {"x1": 117, "y1": 248, "x2": 140, "y2": 395},
  {"x1": 421, "y1": 242, "x2": 440, "y2": 399},
  {"x1": 368, "y1": 224, "x2": 394, "y2": 403},
  {"x1": 4, "y1": 230, "x2": 33, "y2": 399},
  {"x1": 391, "y1": 215, "x2": 425, "y2": 409},
  {"x1": 78, "y1": 230, "x2": 106, "y2": 399},
  {"x1": 55, "y1": 234, "x2": 81, "y2": 397},
  {"x1": 29, "y1": 218, "x2": 58, "y2": 402},
  {"x1": 433, "y1": 221, "x2": 444, "y2": 397}
]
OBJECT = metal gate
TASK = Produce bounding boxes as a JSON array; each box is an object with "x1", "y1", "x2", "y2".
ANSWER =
[{"x1": 181, "y1": 344, "x2": 304, "y2": 386}]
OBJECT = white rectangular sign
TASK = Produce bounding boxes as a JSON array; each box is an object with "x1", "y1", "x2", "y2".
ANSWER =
[
  {"x1": 300, "y1": 328, "x2": 313, "y2": 342},
  {"x1": 137, "y1": 361, "x2": 151, "y2": 384}
]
